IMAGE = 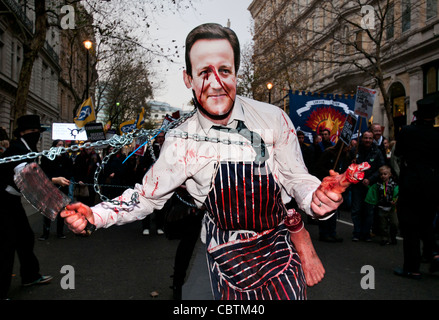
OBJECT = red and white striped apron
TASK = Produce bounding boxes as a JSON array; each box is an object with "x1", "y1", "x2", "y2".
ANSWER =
[{"x1": 204, "y1": 161, "x2": 307, "y2": 300}]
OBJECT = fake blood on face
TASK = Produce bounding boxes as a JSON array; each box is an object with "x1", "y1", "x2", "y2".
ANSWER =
[{"x1": 198, "y1": 65, "x2": 235, "y2": 108}]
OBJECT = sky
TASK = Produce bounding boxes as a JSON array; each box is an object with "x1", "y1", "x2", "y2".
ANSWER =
[{"x1": 148, "y1": 0, "x2": 254, "y2": 110}]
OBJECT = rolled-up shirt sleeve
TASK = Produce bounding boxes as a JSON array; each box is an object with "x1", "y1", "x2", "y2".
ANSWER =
[{"x1": 273, "y1": 109, "x2": 322, "y2": 218}]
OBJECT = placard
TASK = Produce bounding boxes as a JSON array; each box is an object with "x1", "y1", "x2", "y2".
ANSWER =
[
  {"x1": 339, "y1": 113, "x2": 358, "y2": 145},
  {"x1": 354, "y1": 86, "x2": 377, "y2": 120},
  {"x1": 52, "y1": 123, "x2": 88, "y2": 141},
  {"x1": 85, "y1": 123, "x2": 106, "y2": 141}
]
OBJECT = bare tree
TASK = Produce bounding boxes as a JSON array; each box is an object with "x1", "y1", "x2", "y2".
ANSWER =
[
  {"x1": 8, "y1": 0, "x2": 195, "y2": 126},
  {"x1": 251, "y1": 0, "x2": 426, "y2": 140},
  {"x1": 101, "y1": 50, "x2": 154, "y2": 130},
  {"x1": 237, "y1": 42, "x2": 255, "y2": 98},
  {"x1": 10, "y1": 0, "x2": 48, "y2": 127}
]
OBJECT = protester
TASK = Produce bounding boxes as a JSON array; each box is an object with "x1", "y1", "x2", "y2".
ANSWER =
[
  {"x1": 0, "y1": 127, "x2": 9, "y2": 154},
  {"x1": 297, "y1": 130, "x2": 314, "y2": 171},
  {"x1": 365, "y1": 165, "x2": 399, "y2": 245},
  {"x1": 313, "y1": 140, "x2": 353, "y2": 242},
  {"x1": 318, "y1": 128, "x2": 335, "y2": 152},
  {"x1": 61, "y1": 23, "x2": 355, "y2": 300},
  {"x1": 39, "y1": 140, "x2": 73, "y2": 240},
  {"x1": 308, "y1": 133, "x2": 322, "y2": 176},
  {"x1": 0, "y1": 115, "x2": 53, "y2": 299},
  {"x1": 73, "y1": 145, "x2": 100, "y2": 206},
  {"x1": 371, "y1": 123, "x2": 386, "y2": 160},
  {"x1": 394, "y1": 97, "x2": 439, "y2": 279},
  {"x1": 88, "y1": 148, "x2": 101, "y2": 205},
  {"x1": 165, "y1": 186, "x2": 204, "y2": 300},
  {"x1": 101, "y1": 146, "x2": 125, "y2": 200},
  {"x1": 141, "y1": 132, "x2": 166, "y2": 235},
  {"x1": 350, "y1": 130, "x2": 385, "y2": 241},
  {"x1": 73, "y1": 146, "x2": 92, "y2": 205}
]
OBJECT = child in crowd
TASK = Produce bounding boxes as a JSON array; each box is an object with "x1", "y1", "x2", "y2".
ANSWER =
[{"x1": 365, "y1": 165, "x2": 399, "y2": 245}]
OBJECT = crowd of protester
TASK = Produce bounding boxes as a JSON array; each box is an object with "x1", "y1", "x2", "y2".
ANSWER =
[{"x1": 1, "y1": 99, "x2": 438, "y2": 300}]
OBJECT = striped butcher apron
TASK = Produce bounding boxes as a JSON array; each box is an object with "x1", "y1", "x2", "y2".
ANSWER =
[{"x1": 203, "y1": 159, "x2": 307, "y2": 300}]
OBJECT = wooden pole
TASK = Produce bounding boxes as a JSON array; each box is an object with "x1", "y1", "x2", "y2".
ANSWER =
[
  {"x1": 353, "y1": 118, "x2": 363, "y2": 164},
  {"x1": 333, "y1": 142, "x2": 344, "y2": 171}
]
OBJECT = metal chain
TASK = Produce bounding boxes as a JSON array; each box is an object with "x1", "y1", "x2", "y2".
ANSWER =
[
  {"x1": 166, "y1": 129, "x2": 273, "y2": 148},
  {"x1": 92, "y1": 108, "x2": 197, "y2": 206},
  {"x1": 1, "y1": 107, "x2": 273, "y2": 207},
  {"x1": 71, "y1": 181, "x2": 133, "y2": 189},
  {"x1": 175, "y1": 193, "x2": 198, "y2": 208}
]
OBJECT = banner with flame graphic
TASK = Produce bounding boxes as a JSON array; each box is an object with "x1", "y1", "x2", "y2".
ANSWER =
[{"x1": 288, "y1": 90, "x2": 368, "y2": 144}]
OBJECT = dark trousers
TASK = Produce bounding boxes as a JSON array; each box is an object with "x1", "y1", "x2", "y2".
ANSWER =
[
  {"x1": 351, "y1": 184, "x2": 374, "y2": 239},
  {"x1": 172, "y1": 212, "x2": 203, "y2": 288},
  {"x1": 0, "y1": 194, "x2": 41, "y2": 299},
  {"x1": 398, "y1": 201, "x2": 438, "y2": 273},
  {"x1": 142, "y1": 210, "x2": 165, "y2": 233},
  {"x1": 318, "y1": 211, "x2": 338, "y2": 238},
  {"x1": 42, "y1": 215, "x2": 65, "y2": 237}
]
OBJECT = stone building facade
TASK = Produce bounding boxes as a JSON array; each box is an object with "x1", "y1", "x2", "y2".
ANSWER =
[
  {"x1": 0, "y1": 0, "x2": 95, "y2": 150},
  {"x1": 249, "y1": 0, "x2": 439, "y2": 138}
]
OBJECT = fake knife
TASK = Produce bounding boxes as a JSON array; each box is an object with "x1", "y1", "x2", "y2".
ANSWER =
[{"x1": 14, "y1": 162, "x2": 96, "y2": 236}]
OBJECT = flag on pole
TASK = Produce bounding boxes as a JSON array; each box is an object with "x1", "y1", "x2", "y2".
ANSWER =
[
  {"x1": 136, "y1": 107, "x2": 145, "y2": 129},
  {"x1": 74, "y1": 97, "x2": 96, "y2": 128},
  {"x1": 103, "y1": 120, "x2": 111, "y2": 133},
  {"x1": 119, "y1": 108, "x2": 146, "y2": 134},
  {"x1": 119, "y1": 119, "x2": 136, "y2": 134}
]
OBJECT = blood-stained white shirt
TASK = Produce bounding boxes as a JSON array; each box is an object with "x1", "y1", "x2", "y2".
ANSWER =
[{"x1": 91, "y1": 96, "x2": 321, "y2": 229}]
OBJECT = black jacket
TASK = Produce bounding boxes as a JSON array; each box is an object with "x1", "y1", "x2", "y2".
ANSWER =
[
  {"x1": 395, "y1": 121, "x2": 439, "y2": 202},
  {"x1": 0, "y1": 138, "x2": 35, "y2": 198},
  {"x1": 350, "y1": 143, "x2": 385, "y2": 185}
]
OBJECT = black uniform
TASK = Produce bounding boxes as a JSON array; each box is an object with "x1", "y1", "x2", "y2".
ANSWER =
[
  {"x1": 395, "y1": 119, "x2": 439, "y2": 273},
  {"x1": 0, "y1": 138, "x2": 42, "y2": 299}
]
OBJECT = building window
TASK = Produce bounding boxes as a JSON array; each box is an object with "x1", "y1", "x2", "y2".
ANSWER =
[
  {"x1": 426, "y1": 66, "x2": 438, "y2": 94},
  {"x1": 355, "y1": 31, "x2": 363, "y2": 50},
  {"x1": 11, "y1": 41, "x2": 15, "y2": 80},
  {"x1": 427, "y1": 0, "x2": 438, "y2": 21},
  {"x1": 0, "y1": 28, "x2": 4, "y2": 72},
  {"x1": 424, "y1": 61, "x2": 439, "y2": 97},
  {"x1": 16, "y1": 44, "x2": 22, "y2": 79},
  {"x1": 402, "y1": 0, "x2": 411, "y2": 33},
  {"x1": 343, "y1": 25, "x2": 350, "y2": 54},
  {"x1": 386, "y1": 4, "x2": 394, "y2": 39},
  {"x1": 42, "y1": 63, "x2": 48, "y2": 100}
]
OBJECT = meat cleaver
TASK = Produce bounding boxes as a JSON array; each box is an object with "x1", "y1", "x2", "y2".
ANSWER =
[{"x1": 14, "y1": 162, "x2": 96, "y2": 236}]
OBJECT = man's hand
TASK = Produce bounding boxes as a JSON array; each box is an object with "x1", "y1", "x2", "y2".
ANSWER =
[
  {"x1": 60, "y1": 202, "x2": 95, "y2": 235},
  {"x1": 311, "y1": 173, "x2": 344, "y2": 217},
  {"x1": 52, "y1": 176, "x2": 70, "y2": 187},
  {"x1": 312, "y1": 162, "x2": 371, "y2": 217}
]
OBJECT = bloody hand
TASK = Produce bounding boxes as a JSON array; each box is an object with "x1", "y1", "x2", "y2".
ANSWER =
[{"x1": 319, "y1": 162, "x2": 371, "y2": 194}]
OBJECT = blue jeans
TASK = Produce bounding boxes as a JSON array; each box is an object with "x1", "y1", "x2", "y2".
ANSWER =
[{"x1": 351, "y1": 184, "x2": 374, "y2": 240}]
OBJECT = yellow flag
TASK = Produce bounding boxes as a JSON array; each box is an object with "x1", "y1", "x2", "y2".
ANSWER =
[
  {"x1": 136, "y1": 107, "x2": 145, "y2": 129},
  {"x1": 119, "y1": 119, "x2": 136, "y2": 135},
  {"x1": 103, "y1": 120, "x2": 111, "y2": 133},
  {"x1": 74, "y1": 97, "x2": 96, "y2": 128}
]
